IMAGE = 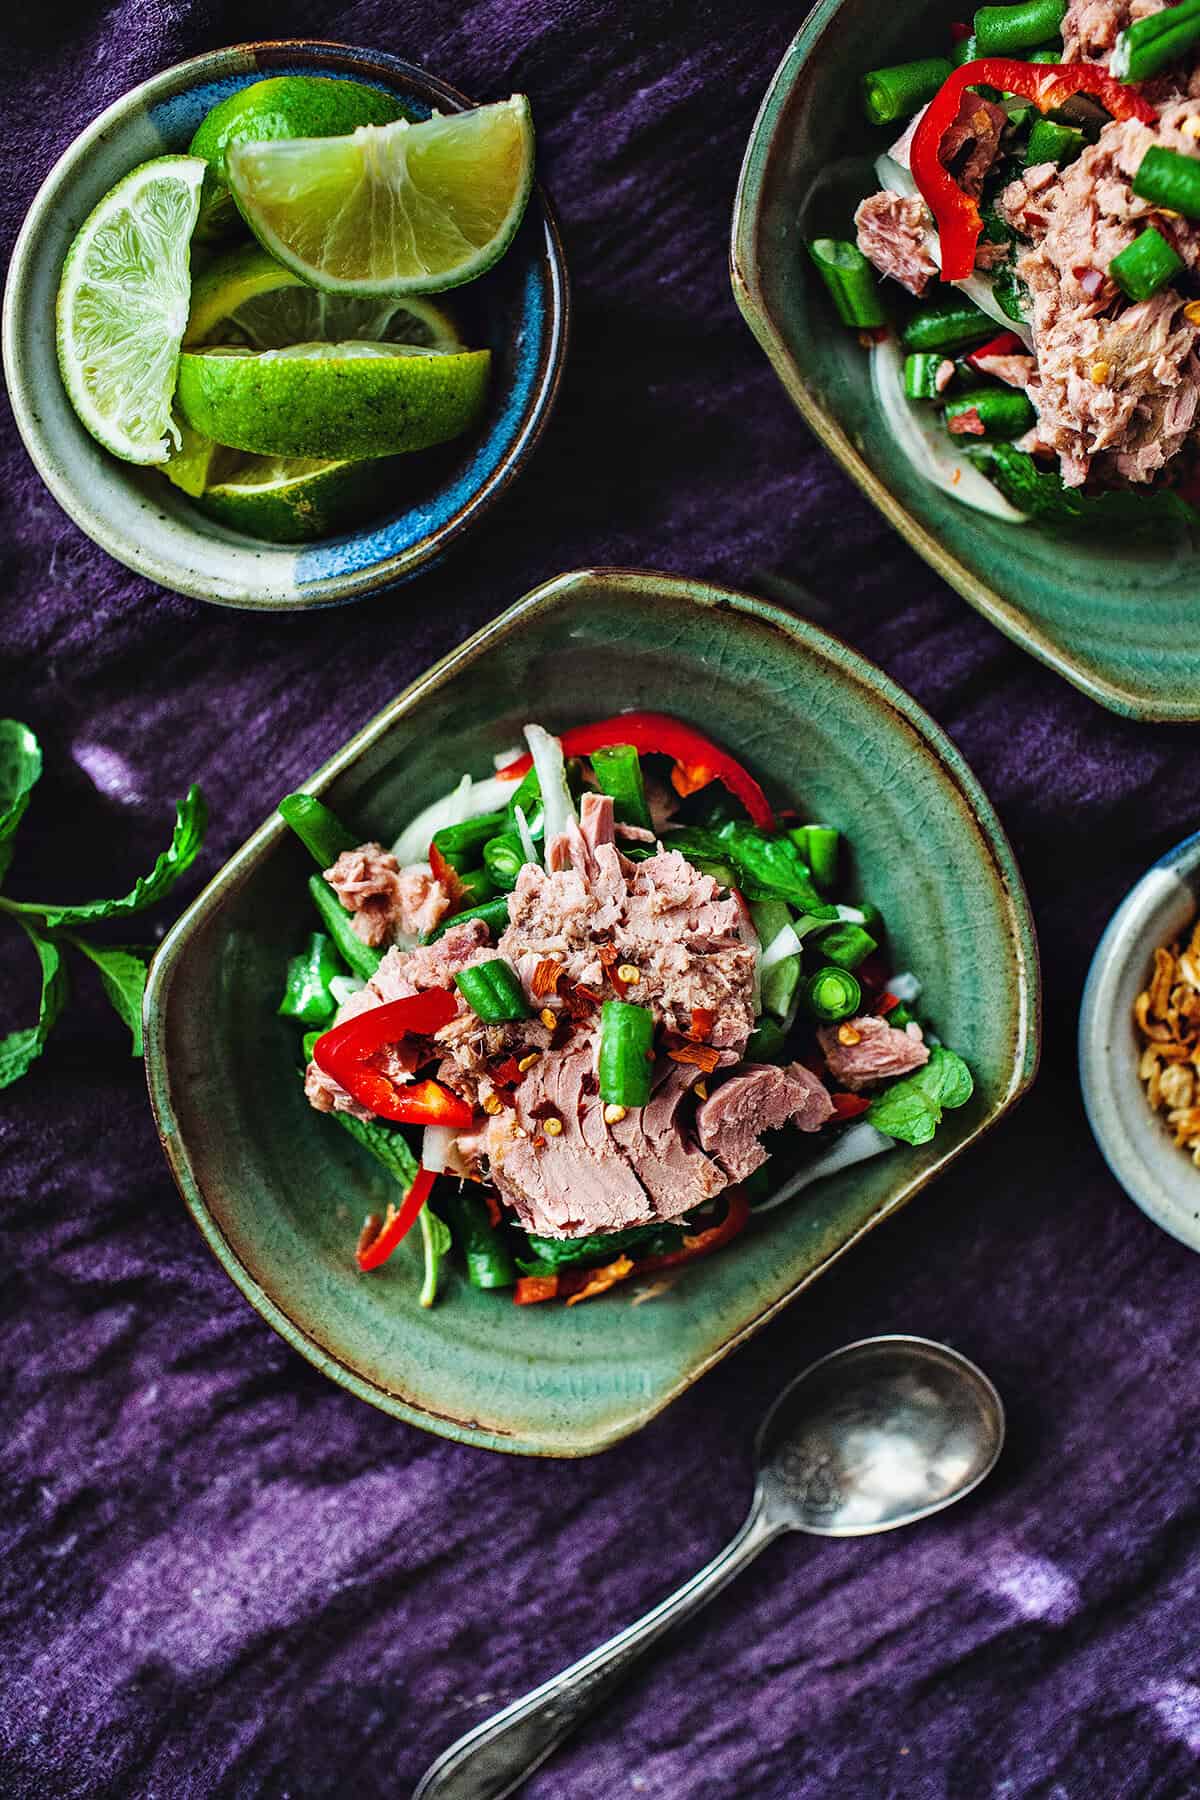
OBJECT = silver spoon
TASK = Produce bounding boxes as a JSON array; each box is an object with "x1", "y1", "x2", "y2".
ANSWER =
[{"x1": 413, "y1": 1334, "x2": 1004, "y2": 1800}]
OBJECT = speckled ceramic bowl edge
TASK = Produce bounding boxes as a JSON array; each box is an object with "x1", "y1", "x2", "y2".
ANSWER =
[
  {"x1": 143, "y1": 567, "x2": 1042, "y2": 1454},
  {"x1": 2, "y1": 40, "x2": 570, "y2": 611},
  {"x1": 1080, "y1": 830, "x2": 1200, "y2": 1252},
  {"x1": 728, "y1": 15, "x2": 1195, "y2": 724}
]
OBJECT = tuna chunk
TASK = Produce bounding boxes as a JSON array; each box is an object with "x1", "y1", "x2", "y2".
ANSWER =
[
  {"x1": 324, "y1": 842, "x2": 452, "y2": 945},
  {"x1": 1061, "y1": 0, "x2": 1165, "y2": 63},
  {"x1": 1000, "y1": 104, "x2": 1200, "y2": 485},
  {"x1": 485, "y1": 1042, "x2": 727, "y2": 1237},
  {"x1": 818, "y1": 1016, "x2": 930, "y2": 1091},
  {"x1": 971, "y1": 351, "x2": 1037, "y2": 388},
  {"x1": 855, "y1": 190, "x2": 937, "y2": 297},
  {"x1": 939, "y1": 91, "x2": 1009, "y2": 199},
  {"x1": 696, "y1": 1063, "x2": 835, "y2": 1182}
]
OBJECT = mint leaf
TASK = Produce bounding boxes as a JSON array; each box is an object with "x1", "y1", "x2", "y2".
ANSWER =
[
  {"x1": 68, "y1": 937, "x2": 149, "y2": 1055},
  {"x1": 975, "y1": 445, "x2": 1199, "y2": 533},
  {"x1": 419, "y1": 1203, "x2": 453, "y2": 1308},
  {"x1": 3, "y1": 786, "x2": 207, "y2": 929},
  {"x1": 0, "y1": 721, "x2": 42, "y2": 889},
  {"x1": 0, "y1": 920, "x2": 69, "y2": 1090},
  {"x1": 866, "y1": 1046, "x2": 974, "y2": 1147}
]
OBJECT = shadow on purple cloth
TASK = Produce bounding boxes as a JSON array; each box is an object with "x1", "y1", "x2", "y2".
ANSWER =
[{"x1": 5, "y1": 2, "x2": 1200, "y2": 1796}]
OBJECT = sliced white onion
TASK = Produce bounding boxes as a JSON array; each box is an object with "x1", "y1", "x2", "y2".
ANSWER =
[
  {"x1": 492, "y1": 746, "x2": 522, "y2": 770},
  {"x1": 887, "y1": 970, "x2": 922, "y2": 1003},
  {"x1": 836, "y1": 903, "x2": 866, "y2": 924},
  {"x1": 329, "y1": 975, "x2": 366, "y2": 1009},
  {"x1": 421, "y1": 1125, "x2": 457, "y2": 1174},
  {"x1": 753, "y1": 1122, "x2": 896, "y2": 1213},
  {"x1": 391, "y1": 772, "x2": 517, "y2": 865},
  {"x1": 760, "y1": 923, "x2": 805, "y2": 974},
  {"x1": 871, "y1": 336, "x2": 1029, "y2": 522},
  {"x1": 514, "y1": 802, "x2": 538, "y2": 867},
  {"x1": 873, "y1": 150, "x2": 1034, "y2": 347},
  {"x1": 524, "y1": 723, "x2": 577, "y2": 865}
]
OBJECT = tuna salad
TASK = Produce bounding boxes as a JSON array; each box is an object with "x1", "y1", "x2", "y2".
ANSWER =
[
  {"x1": 809, "y1": 0, "x2": 1200, "y2": 525},
  {"x1": 277, "y1": 715, "x2": 973, "y2": 1307}
]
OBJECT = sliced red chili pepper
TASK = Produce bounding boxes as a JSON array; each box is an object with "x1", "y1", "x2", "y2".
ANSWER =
[
  {"x1": 689, "y1": 1006, "x2": 717, "y2": 1042},
  {"x1": 514, "y1": 1273, "x2": 560, "y2": 1305},
  {"x1": 491, "y1": 1056, "x2": 525, "y2": 1088},
  {"x1": 356, "y1": 1167, "x2": 437, "y2": 1271},
  {"x1": 965, "y1": 330, "x2": 1025, "y2": 370},
  {"x1": 831, "y1": 1092, "x2": 872, "y2": 1120},
  {"x1": 635, "y1": 1188, "x2": 751, "y2": 1273},
  {"x1": 313, "y1": 991, "x2": 473, "y2": 1127},
  {"x1": 911, "y1": 61, "x2": 1155, "y2": 280},
  {"x1": 875, "y1": 991, "x2": 902, "y2": 1016},
  {"x1": 949, "y1": 18, "x2": 971, "y2": 40},
  {"x1": 496, "y1": 712, "x2": 775, "y2": 830},
  {"x1": 428, "y1": 840, "x2": 467, "y2": 913}
]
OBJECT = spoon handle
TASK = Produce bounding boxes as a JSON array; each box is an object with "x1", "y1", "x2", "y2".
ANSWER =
[{"x1": 412, "y1": 1491, "x2": 778, "y2": 1800}]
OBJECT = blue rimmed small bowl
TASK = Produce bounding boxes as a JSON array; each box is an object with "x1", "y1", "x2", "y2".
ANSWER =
[
  {"x1": 1, "y1": 40, "x2": 569, "y2": 610},
  {"x1": 1081, "y1": 831, "x2": 1200, "y2": 1252}
]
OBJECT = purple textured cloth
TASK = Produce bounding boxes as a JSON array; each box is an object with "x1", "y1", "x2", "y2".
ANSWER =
[{"x1": 5, "y1": 3, "x2": 1200, "y2": 1797}]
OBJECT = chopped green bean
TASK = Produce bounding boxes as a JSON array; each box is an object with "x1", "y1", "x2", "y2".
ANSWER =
[
  {"x1": 750, "y1": 897, "x2": 801, "y2": 1021},
  {"x1": 278, "y1": 792, "x2": 359, "y2": 869},
  {"x1": 438, "y1": 1188, "x2": 517, "y2": 1289},
  {"x1": 589, "y1": 744, "x2": 653, "y2": 831},
  {"x1": 454, "y1": 958, "x2": 531, "y2": 1024},
  {"x1": 951, "y1": 31, "x2": 979, "y2": 64},
  {"x1": 279, "y1": 930, "x2": 342, "y2": 1025},
  {"x1": 599, "y1": 1000, "x2": 655, "y2": 1108},
  {"x1": 421, "y1": 897, "x2": 511, "y2": 944},
  {"x1": 1132, "y1": 144, "x2": 1200, "y2": 219},
  {"x1": 901, "y1": 299, "x2": 994, "y2": 354},
  {"x1": 1109, "y1": 226, "x2": 1185, "y2": 299},
  {"x1": 973, "y1": 0, "x2": 1066, "y2": 54},
  {"x1": 813, "y1": 922, "x2": 878, "y2": 970},
  {"x1": 455, "y1": 866, "x2": 497, "y2": 905},
  {"x1": 861, "y1": 57, "x2": 953, "y2": 126},
  {"x1": 1025, "y1": 118, "x2": 1084, "y2": 166},
  {"x1": 431, "y1": 811, "x2": 508, "y2": 872},
  {"x1": 802, "y1": 966, "x2": 863, "y2": 1024},
  {"x1": 307, "y1": 873, "x2": 382, "y2": 981},
  {"x1": 483, "y1": 831, "x2": 527, "y2": 891},
  {"x1": 808, "y1": 239, "x2": 887, "y2": 329},
  {"x1": 943, "y1": 386, "x2": 1036, "y2": 440},
  {"x1": 1114, "y1": 0, "x2": 1200, "y2": 80},
  {"x1": 904, "y1": 352, "x2": 951, "y2": 399}
]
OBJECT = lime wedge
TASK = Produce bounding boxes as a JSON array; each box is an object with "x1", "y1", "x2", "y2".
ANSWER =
[
  {"x1": 191, "y1": 450, "x2": 402, "y2": 541},
  {"x1": 226, "y1": 96, "x2": 534, "y2": 295},
  {"x1": 56, "y1": 155, "x2": 205, "y2": 465},
  {"x1": 189, "y1": 75, "x2": 410, "y2": 240},
  {"x1": 162, "y1": 418, "x2": 223, "y2": 496},
  {"x1": 175, "y1": 344, "x2": 491, "y2": 457},
  {"x1": 185, "y1": 243, "x2": 463, "y2": 350}
]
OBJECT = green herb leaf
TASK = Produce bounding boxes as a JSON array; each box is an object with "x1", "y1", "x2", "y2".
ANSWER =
[
  {"x1": 517, "y1": 1218, "x2": 685, "y2": 1275},
  {"x1": 866, "y1": 1046, "x2": 974, "y2": 1146},
  {"x1": 0, "y1": 919, "x2": 69, "y2": 1090},
  {"x1": 419, "y1": 1203, "x2": 453, "y2": 1307},
  {"x1": 67, "y1": 937, "x2": 149, "y2": 1055},
  {"x1": 0, "y1": 720, "x2": 43, "y2": 888},
  {"x1": 975, "y1": 445, "x2": 1200, "y2": 532},
  {"x1": 326, "y1": 1106, "x2": 421, "y2": 1189},
  {"x1": 2, "y1": 785, "x2": 207, "y2": 928}
]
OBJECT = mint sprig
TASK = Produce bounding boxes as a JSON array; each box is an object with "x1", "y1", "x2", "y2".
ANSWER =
[{"x1": 0, "y1": 724, "x2": 207, "y2": 1086}]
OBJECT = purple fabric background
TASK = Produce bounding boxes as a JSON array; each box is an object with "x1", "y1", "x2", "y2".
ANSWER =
[{"x1": 5, "y1": 3, "x2": 1200, "y2": 1796}]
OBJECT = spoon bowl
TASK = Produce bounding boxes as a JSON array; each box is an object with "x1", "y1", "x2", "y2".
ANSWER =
[
  {"x1": 414, "y1": 1336, "x2": 1004, "y2": 1800},
  {"x1": 758, "y1": 1334, "x2": 1006, "y2": 1536}
]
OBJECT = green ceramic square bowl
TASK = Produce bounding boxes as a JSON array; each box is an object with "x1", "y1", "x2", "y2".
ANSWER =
[
  {"x1": 143, "y1": 569, "x2": 1040, "y2": 1456},
  {"x1": 731, "y1": 6, "x2": 1200, "y2": 721}
]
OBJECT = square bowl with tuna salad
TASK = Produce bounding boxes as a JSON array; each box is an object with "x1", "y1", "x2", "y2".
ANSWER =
[
  {"x1": 732, "y1": 0, "x2": 1200, "y2": 720},
  {"x1": 143, "y1": 568, "x2": 1040, "y2": 1457}
]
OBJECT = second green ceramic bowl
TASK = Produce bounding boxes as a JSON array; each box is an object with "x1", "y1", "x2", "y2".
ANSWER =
[
  {"x1": 731, "y1": 5, "x2": 1200, "y2": 721},
  {"x1": 144, "y1": 568, "x2": 1040, "y2": 1456}
]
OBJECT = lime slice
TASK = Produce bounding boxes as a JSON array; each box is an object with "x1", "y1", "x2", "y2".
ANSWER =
[
  {"x1": 226, "y1": 95, "x2": 534, "y2": 295},
  {"x1": 185, "y1": 243, "x2": 463, "y2": 350},
  {"x1": 189, "y1": 75, "x2": 410, "y2": 240},
  {"x1": 162, "y1": 418, "x2": 223, "y2": 496},
  {"x1": 175, "y1": 344, "x2": 491, "y2": 457},
  {"x1": 190, "y1": 449, "x2": 402, "y2": 542},
  {"x1": 56, "y1": 155, "x2": 205, "y2": 465}
]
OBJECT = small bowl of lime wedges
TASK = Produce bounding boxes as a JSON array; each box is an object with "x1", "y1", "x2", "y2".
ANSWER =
[{"x1": 2, "y1": 41, "x2": 568, "y2": 609}]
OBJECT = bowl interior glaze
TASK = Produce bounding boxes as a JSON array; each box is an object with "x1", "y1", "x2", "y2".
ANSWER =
[
  {"x1": 144, "y1": 568, "x2": 1040, "y2": 1456},
  {"x1": 731, "y1": 3, "x2": 1200, "y2": 720},
  {"x1": 2, "y1": 40, "x2": 567, "y2": 610}
]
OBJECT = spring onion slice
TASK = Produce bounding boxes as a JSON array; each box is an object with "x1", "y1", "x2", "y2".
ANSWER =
[
  {"x1": 392, "y1": 773, "x2": 519, "y2": 866},
  {"x1": 752, "y1": 1122, "x2": 896, "y2": 1213},
  {"x1": 874, "y1": 149, "x2": 1034, "y2": 346},
  {"x1": 329, "y1": 975, "x2": 366, "y2": 1010},
  {"x1": 514, "y1": 802, "x2": 539, "y2": 867},
  {"x1": 524, "y1": 723, "x2": 578, "y2": 866},
  {"x1": 887, "y1": 970, "x2": 922, "y2": 1002},
  {"x1": 872, "y1": 336, "x2": 1029, "y2": 522},
  {"x1": 421, "y1": 1124, "x2": 458, "y2": 1174}
]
